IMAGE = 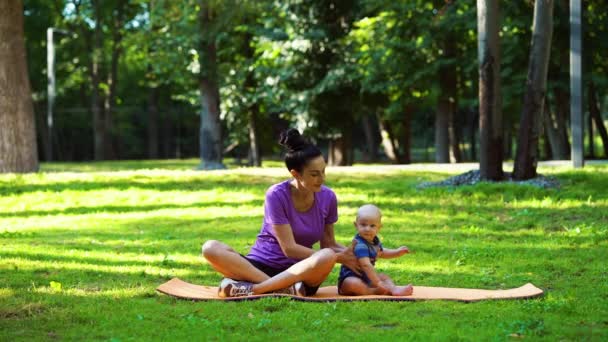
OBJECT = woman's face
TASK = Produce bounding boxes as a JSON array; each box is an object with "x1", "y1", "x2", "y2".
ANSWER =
[{"x1": 294, "y1": 155, "x2": 326, "y2": 192}]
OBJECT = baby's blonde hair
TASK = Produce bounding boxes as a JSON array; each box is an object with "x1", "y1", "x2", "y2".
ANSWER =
[{"x1": 356, "y1": 204, "x2": 382, "y2": 221}]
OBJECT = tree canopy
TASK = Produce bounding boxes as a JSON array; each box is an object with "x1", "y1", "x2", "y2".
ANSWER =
[{"x1": 14, "y1": 0, "x2": 608, "y2": 168}]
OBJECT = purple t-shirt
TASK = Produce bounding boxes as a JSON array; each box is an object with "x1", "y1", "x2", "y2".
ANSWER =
[{"x1": 247, "y1": 180, "x2": 338, "y2": 269}]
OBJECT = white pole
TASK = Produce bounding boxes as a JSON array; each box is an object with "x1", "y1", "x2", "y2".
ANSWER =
[
  {"x1": 47, "y1": 28, "x2": 55, "y2": 161},
  {"x1": 570, "y1": 0, "x2": 584, "y2": 168}
]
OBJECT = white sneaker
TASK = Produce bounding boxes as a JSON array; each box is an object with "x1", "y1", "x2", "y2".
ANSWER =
[
  {"x1": 293, "y1": 281, "x2": 307, "y2": 296},
  {"x1": 272, "y1": 281, "x2": 307, "y2": 296},
  {"x1": 218, "y1": 278, "x2": 254, "y2": 298}
]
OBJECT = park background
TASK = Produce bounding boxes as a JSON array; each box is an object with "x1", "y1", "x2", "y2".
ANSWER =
[
  {"x1": 1, "y1": 1, "x2": 608, "y2": 341},
  {"x1": 1, "y1": 0, "x2": 607, "y2": 173}
]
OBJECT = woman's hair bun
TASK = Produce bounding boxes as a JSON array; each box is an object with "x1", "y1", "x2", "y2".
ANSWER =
[{"x1": 279, "y1": 128, "x2": 308, "y2": 152}]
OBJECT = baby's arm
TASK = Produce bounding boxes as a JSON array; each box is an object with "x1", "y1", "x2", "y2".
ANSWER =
[
  {"x1": 379, "y1": 246, "x2": 410, "y2": 259},
  {"x1": 357, "y1": 257, "x2": 385, "y2": 288}
]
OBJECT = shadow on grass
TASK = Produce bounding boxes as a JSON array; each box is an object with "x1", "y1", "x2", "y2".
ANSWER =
[
  {"x1": 0, "y1": 175, "x2": 282, "y2": 196},
  {"x1": 0, "y1": 199, "x2": 264, "y2": 218}
]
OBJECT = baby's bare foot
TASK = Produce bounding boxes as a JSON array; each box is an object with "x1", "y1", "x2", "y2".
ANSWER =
[{"x1": 391, "y1": 284, "x2": 413, "y2": 296}]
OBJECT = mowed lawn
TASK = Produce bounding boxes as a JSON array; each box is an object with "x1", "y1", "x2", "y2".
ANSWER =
[{"x1": 1, "y1": 160, "x2": 607, "y2": 341}]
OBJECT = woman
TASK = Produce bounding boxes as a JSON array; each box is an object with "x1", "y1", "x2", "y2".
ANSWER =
[{"x1": 202, "y1": 129, "x2": 359, "y2": 297}]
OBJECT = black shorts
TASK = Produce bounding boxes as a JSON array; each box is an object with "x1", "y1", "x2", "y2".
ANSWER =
[{"x1": 241, "y1": 255, "x2": 320, "y2": 296}]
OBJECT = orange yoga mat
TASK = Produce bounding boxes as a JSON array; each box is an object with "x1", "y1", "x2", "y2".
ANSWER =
[{"x1": 157, "y1": 278, "x2": 543, "y2": 302}]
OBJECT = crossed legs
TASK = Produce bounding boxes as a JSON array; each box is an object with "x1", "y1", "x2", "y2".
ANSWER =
[{"x1": 202, "y1": 240, "x2": 336, "y2": 295}]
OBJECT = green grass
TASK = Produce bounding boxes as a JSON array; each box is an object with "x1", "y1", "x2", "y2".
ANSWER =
[{"x1": 1, "y1": 161, "x2": 607, "y2": 340}]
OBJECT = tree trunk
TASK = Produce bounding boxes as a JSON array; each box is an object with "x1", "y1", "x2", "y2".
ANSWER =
[
  {"x1": 161, "y1": 107, "x2": 172, "y2": 158},
  {"x1": 328, "y1": 124, "x2": 353, "y2": 166},
  {"x1": 552, "y1": 87, "x2": 571, "y2": 158},
  {"x1": 248, "y1": 107, "x2": 261, "y2": 167},
  {"x1": 435, "y1": 107, "x2": 449, "y2": 163},
  {"x1": 543, "y1": 100, "x2": 567, "y2": 160},
  {"x1": 361, "y1": 114, "x2": 378, "y2": 162},
  {"x1": 468, "y1": 107, "x2": 477, "y2": 161},
  {"x1": 243, "y1": 31, "x2": 261, "y2": 167},
  {"x1": 477, "y1": 0, "x2": 504, "y2": 180},
  {"x1": 376, "y1": 113, "x2": 401, "y2": 164},
  {"x1": 0, "y1": 0, "x2": 39, "y2": 173},
  {"x1": 436, "y1": 41, "x2": 452, "y2": 163},
  {"x1": 91, "y1": 0, "x2": 105, "y2": 160},
  {"x1": 328, "y1": 136, "x2": 345, "y2": 166},
  {"x1": 103, "y1": 1, "x2": 125, "y2": 160},
  {"x1": 147, "y1": 86, "x2": 159, "y2": 158},
  {"x1": 104, "y1": 42, "x2": 120, "y2": 160},
  {"x1": 513, "y1": 0, "x2": 554, "y2": 180},
  {"x1": 439, "y1": 37, "x2": 462, "y2": 163},
  {"x1": 587, "y1": 105, "x2": 594, "y2": 158},
  {"x1": 400, "y1": 106, "x2": 412, "y2": 164},
  {"x1": 589, "y1": 80, "x2": 608, "y2": 157},
  {"x1": 198, "y1": 3, "x2": 225, "y2": 170}
]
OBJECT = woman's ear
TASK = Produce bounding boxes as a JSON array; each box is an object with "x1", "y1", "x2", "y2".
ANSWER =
[{"x1": 289, "y1": 169, "x2": 300, "y2": 179}]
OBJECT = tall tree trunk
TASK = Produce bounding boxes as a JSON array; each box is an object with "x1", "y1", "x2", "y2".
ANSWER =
[
  {"x1": 91, "y1": 0, "x2": 104, "y2": 160},
  {"x1": 541, "y1": 117, "x2": 552, "y2": 160},
  {"x1": 328, "y1": 121, "x2": 354, "y2": 166},
  {"x1": 243, "y1": 32, "x2": 261, "y2": 167},
  {"x1": 361, "y1": 114, "x2": 378, "y2": 162},
  {"x1": 247, "y1": 108, "x2": 261, "y2": 167},
  {"x1": 468, "y1": 107, "x2": 477, "y2": 161},
  {"x1": 161, "y1": 108, "x2": 172, "y2": 158},
  {"x1": 147, "y1": 86, "x2": 159, "y2": 158},
  {"x1": 376, "y1": 113, "x2": 401, "y2": 164},
  {"x1": 439, "y1": 37, "x2": 462, "y2": 163},
  {"x1": 198, "y1": 3, "x2": 224, "y2": 169},
  {"x1": 477, "y1": 0, "x2": 504, "y2": 180},
  {"x1": 0, "y1": 0, "x2": 39, "y2": 173},
  {"x1": 435, "y1": 107, "x2": 449, "y2": 163},
  {"x1": 543, "y1": 99, "x2": 569, "y2": 159},
  {"x1": 589, "y1": 80, "x2": 608, "y2": 157},
  {"x1": 552, "y1": 87, "x2": 571, "y2": 158},
  {"x1": 587, "y1": 105, "x2": 594, "y2": 158},
  {"x1": 103, "y1": 1, "x2": 125, "y2": 160},
  {"x1": 104, "y1": 43, "x2": 120, "y2": 159},
  {"x1": 400, "y1": 106, "x2": 412, "y2": 164},
  {"x1": 513, "y1": 0, "x2": 554, "y2": 180},
  {"x1": 328, "y1": 137, "x2": 344, "y2": 166}
]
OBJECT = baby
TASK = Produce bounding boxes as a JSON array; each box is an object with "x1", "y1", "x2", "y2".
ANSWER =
[{"x1": 338, "y1": 204, "x2": 413, "y2": 296}]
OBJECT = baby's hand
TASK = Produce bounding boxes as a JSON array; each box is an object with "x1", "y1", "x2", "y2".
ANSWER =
[{"x1": 396, "y1": 246, "x2": 410, "y2": 256}]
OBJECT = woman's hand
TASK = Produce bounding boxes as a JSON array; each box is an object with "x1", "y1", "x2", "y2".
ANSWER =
[{"x1": 337, "y1": 239, "x2": 361, "y2": 275}]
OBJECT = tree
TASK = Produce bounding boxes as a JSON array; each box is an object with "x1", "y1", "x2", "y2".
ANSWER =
[
  {"x1": 513, "y1": 0, "x2": 554, "y2": 180},
  {"x1": 0, "y1": 0, "x2": 39, "y2": 173},
  {"x1": 477, "y1": 0, "x2": 503, "y2": 180},
  {"x1": 197, "y1": 1, "x2": 226, "y2": 169}
]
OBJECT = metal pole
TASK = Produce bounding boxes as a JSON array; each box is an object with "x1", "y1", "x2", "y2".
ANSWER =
[
  {"x1": 570, "y1": 0, "x2": 584, "y2": 168},
  {"x1": 47, "y1": 28, "x2": 55, "y2": 161}
]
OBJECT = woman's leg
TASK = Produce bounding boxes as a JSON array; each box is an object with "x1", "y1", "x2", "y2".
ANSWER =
[
  {"x1": 250, "y1": 248, "x2": 337, "y2": 295},
  {"x1": 202, "y1": 240, "x2": 269, "y2": 283}
]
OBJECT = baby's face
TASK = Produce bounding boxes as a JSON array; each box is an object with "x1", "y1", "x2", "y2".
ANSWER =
[{"x1": 355, "y1": 214, "x2": 382, "y2": 243}]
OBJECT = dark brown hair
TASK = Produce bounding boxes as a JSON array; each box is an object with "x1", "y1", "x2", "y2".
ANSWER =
[{"x1": 279, "y1": 129, "x2": 323, "y2": 173}]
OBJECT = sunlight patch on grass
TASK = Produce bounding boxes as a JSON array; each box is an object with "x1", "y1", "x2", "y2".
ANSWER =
[
  {"x1": 0, "y1": 288, "x2": 15, "y2": 298},
  {"x1": 32, "y1": 285, "x2": 154, "y2": 299},
  {"x1": 3, "y1": 257, "x2": 204, "y2": 279}
]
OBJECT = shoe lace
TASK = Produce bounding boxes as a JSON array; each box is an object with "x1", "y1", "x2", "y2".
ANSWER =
[
  {"x1": 230, "y1": 283, "x2": 253, "y2": 296},
  {"x1": 273, "y1": 285, "x2": 295, "y2": 295}
]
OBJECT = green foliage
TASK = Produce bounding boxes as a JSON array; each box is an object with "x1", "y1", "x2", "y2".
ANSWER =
[
  {"x1": 1, "y1": 162, "x2": 607, "y2": 340},
  {"x1": 20, "y1": 1, "x2": 608, "y2": 161}
]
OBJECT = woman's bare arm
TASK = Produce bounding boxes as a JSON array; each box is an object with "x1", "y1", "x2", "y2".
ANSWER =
[{"x1": 272, "y1": 224, "x2": 316, "y2": 260}]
